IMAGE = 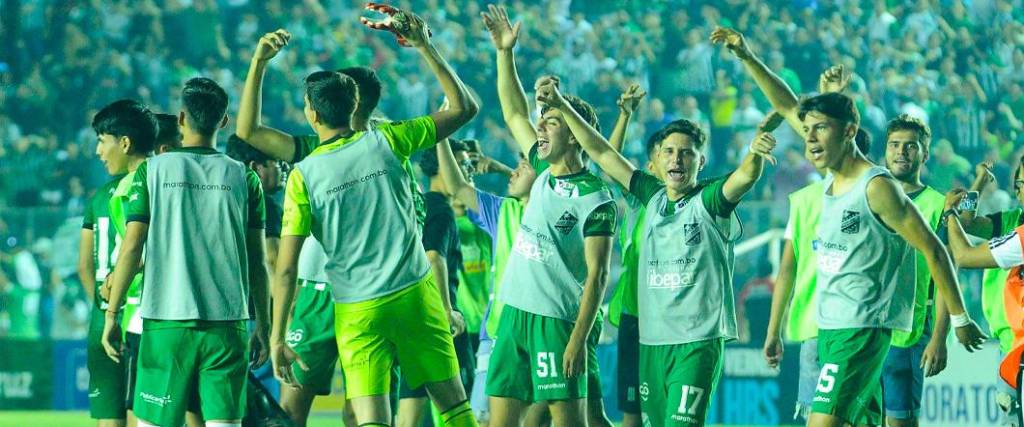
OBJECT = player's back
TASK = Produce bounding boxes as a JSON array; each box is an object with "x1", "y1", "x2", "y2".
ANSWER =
[{"x1": 139, "y1": 148, "x2": 257, "y2": 322}]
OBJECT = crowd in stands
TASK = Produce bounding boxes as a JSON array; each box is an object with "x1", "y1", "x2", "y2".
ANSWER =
[{"x1": 1, "y1": 0, "x2": 1022, "y2": 338}]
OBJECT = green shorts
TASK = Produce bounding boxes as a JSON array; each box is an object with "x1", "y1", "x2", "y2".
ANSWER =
[
  {"x1": 335, "y1": 276, "x2": 459, "y2": 398},
  {"x1": 286, "y1": 280, "x2": 338, "y2": 395},
  {"x1": 811, "y1": 328, "x2": 891, "y2": 426},
  {"x1": 87, "y1": 308, "x2": 127, "y2": 419},
  {"x1": 640, "y1": 338, "x2": 724, "y2": 427},
  {"x1": 133, "y1": 320, "x2": 248, "y2": 426},
  {"x1": 486, "y1": 305, "x2": 588, "y2": 402},
  {"x1": 586, "y1": 310, "x2": 604, "y2": 399}
]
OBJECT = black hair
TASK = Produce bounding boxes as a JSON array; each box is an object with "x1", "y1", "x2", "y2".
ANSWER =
[
  {"x1": 419, "y1": 140, "x2": 469, "y2": 178},
  {"x1": 226, "y1": 134, "x2": 274, "y2": 166},
  {"x1": 540, "y1": 94, "x2": 601, "y2": 134},
  {"x1": 649, "y1": 119, "x2": 707, "y2": 152},
  {"x1": 854, "y1": 128, "x2": 871, "y2": 155},
  {"x1": 305, "y1": 71, "x2": 358, "y2": 129},
  {"x1": 155, "y1": 113, "x2": 181, "y2": 149},
  {"x1": 885, "y1": 113, "x2": 932, "y2": 148},
  {"x1": 91, "y1": 99, "x2": 158, "y2": 155},
  {"x1": 798, "y1": 92, "x2": 860, "y2": 126},
  {"x1": 181, "y1": 77, "x2": 229, "y2": 137},
  {"x1": 338, "y1": 66, "x2": 381, "y2": 118}
]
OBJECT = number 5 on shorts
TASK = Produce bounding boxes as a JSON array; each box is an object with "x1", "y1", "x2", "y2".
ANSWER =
[
  {"x1": 677, "y1": 385, "x2": 705, "y2": 415},
  {"x1": 816, "y1": 363, "x2": 839, "y2": 393},
  {"x1": 536, "y1": 352, "x2": 558, "y2": 378}
]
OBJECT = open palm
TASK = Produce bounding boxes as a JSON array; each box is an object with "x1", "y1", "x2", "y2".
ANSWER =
[{"x1": 482, "y1": 4, "x2": 521, "y2": 50}]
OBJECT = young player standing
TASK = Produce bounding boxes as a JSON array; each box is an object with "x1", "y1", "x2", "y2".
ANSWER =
[{"x1": 101, "y1": 77, "x2": 271, "y2": 427}]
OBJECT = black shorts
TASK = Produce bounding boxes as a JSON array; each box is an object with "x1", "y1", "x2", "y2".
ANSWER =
[
  {"x1": 124, "y1": 332, "x2": 142, "y2": 410},
  {"x1": 617, "y1": 314, "x2": 641, "y2": 414},
  {"x1": 399, "y1": 330, "x2": 475, "y2": 399}
]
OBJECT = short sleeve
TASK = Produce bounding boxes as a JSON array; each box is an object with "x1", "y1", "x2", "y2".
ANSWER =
[
  {"x1": 583, "y1": 202, "x2": 618, "y2": 237},
  {"x1": 990, "y1": 231, "x2": 1024, "y2": 269},
  {"x1": 264, "y1": 199, "x2": 282, "y2": 238},
  {"x1": 700, "y1": 176, "x2": 738, "y2": 218},
  {"x1": 784, "y1": 214, "x2": 795, "y2": 240},
  {"x1": 281, "y1": 168, "x2": 312, "y2": 237},
  {"x1": 422, "y1": 210, "x2": 455, "y2": 257},
  {"x1": 246, "y1": 169, "x2": 266, "y2": 229},
  {"x1": 82, "y1": 196, "x2": 95, "y2": 229},
  {"x1": 627, "y1": 170, "x2": 664, "y2": 205},
  {"x1": 377, "y1": 116, "x2": 438, "y2": 160},
  {"x1": 292, "y1": 135, "x2": 320, "y2": 163},
  {"x1": 125, "y1": 161, "x2": 151, "y2": 223},
  {"x1": 468, "y1": 191, "x2": 505, "y2": 239}
]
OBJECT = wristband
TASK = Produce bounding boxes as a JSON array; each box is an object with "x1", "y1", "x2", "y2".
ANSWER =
[
  {"x1": 941, "y1": 209, "x2": 960, "y2": 226},
  {"x1": 951, "y1": 312, "x2": 971, "y2": 328}
]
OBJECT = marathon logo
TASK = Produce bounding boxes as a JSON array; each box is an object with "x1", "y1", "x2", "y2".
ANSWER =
[
  {"x1": 325, "y1": 169, "x2": 389, "y2": 195},
  {"x1": 538, "y1": 382, "x2": 567, "y2": 391}
]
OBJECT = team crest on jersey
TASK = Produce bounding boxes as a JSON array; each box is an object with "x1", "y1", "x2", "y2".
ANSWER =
[
  {"x1": 683, "y1": 223, "x2": 702, "y2": 245},
  {"x1": 554, "y1": 211, "x2": 579, "y2": 234},
  {"x1": 841, "y1": 210, "x2": 860, "y2": 234}
]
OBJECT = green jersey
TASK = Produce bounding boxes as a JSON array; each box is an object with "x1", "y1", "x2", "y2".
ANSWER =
[
  {"x1": 891, "y1": 186, "x2": 945, "y2": 347},
  {"x1": 528, "y1": 146, "x2": 617, "y2": 234},
  {"x1": 608, "y1": 188, "x2": 646, "y2": 327},
  {"x1": 785, "y1": 181, "x2": 823, "y2": 342},
  {"x1": 110, "y1": 169, "x2": 147, "y2": 334},
  {"x1": 455, "y1": 215, "x2": 492, "y2": 334},
  {"x1": 982, "y1": 208, "x2": 1023, "y2": 351},
  {"x1": 83, "y1": 176, "x2": 123, "y2": 311},
  {"x1": 485, "y1": 197, "x2": 525, "y2": 339}
]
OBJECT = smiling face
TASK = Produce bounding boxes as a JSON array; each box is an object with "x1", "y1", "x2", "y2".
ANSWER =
[
  {"x1": 884, "y1": 129, "x2": 928, "y2": 182},
  {"x1": 657, "y1": 132, "x2": 705, "y2": 194},
  {"x1": 536, "y1": 109, "x2": 577, "y2": 162},
  {"x1": 802, "y1": 111, "x2": 856, "y2": 171},
  {"x1": 95, "y1": 133, "x2": 130, "y2": 175},
  {"x1": 507, "y1": 159, "x2": 538, "y2": 198}
]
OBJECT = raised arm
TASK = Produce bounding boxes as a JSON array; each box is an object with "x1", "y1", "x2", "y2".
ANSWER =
[
  {"x1": 392, "y1": 12, "x2": 479, "y2": 141},
  {"x1": 437, "y1": 140, "x2": 480, "y2": 211},
  {"x1": 954, "y1": 162, "x2": 996, "y2": 237},
  {"x1": 868, "y1": 177, "x2": 987, "y2": 351},
  {"x1": 236, "y1": 29, "x2": 298, "y2": 162},
  {"x1": 535, "y1": 77, "x2": 635, "y2": 188},
  {"x1": 482, "y1": 4, "x2": 537, "y2": 154},
  {"x1": 722, "y1": 112, "x2": 782, "y2": 202},
  {"x1": 711, "y1": 28, "x2": 802, "y2": 133},
  {"x1": 608, "y1": 84, "x2": 646, "y2": 153}
]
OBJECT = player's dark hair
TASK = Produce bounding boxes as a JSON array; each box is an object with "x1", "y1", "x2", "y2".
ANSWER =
[
  {"x1": 419, "y1": 140, "x2": 469, "y2": 178},
  {"x1": 885, "y1": 113, "x2": 932, "y2": 148},
  {"x1": 541, "y1": 94, "x2": 601, "y2": 134},
  {"x1": 649, "y1": 119, "x2": 707, "y2": 152},
  {"x1": 305, "y1": 71, "x2": 358, "y2": 129},
  {"x1": 1014, "y1": 155, "x2": 1024, "y2": 191},
  {"x1": 855, "y1": 128, "x2": 871, "y2": 155},
  {"x1": 181, "y1": 77, "x2": 229, "y2": 137},
  {"x1": 155, "y1": 113, "x2": 181, "y2": 150},
  {"x1": 798, "y1": 92, "x2": 860, "y2": 126},
  {"x1": 91, "y1": 99, "x2": 158, "y2": 155},
  {"x1": 338, "y1": 66, "x2": 381, "y2": 118},
  {"x1": 226, "y1": 134, "x2": 274, "y2": 167}
]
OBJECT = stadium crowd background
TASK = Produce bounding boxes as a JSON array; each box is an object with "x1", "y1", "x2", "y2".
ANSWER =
[{"x1": 0, "y1": 0, "x2": 1021, "y2": 347}]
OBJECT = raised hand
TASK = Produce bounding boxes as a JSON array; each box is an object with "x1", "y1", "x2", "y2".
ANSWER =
[
  {"x1": 617, "y1": 83, "x2": 647, "y2": 115},
  {"x1": 710, "y1": 27, "x2": 753, "y2": 60},
  {"x1": 944, "y1": 188, "x2": 967, "y2": 211},
  {"x1": 818, "y1": 65, "x2": 852, "y2": 94},
  {"x1": 534, "y1": 76, "x2": 566, "y2": 109},
  {"x1": 361, "y1": 3, "x2": 432, "y2": 48},
  {"x1": 253, "y1": 29, "x2": 291, "y2": 62},
  {"x1": 973, "y1": 161, "x2": 996, "y2": 188},
  {"x1": 750, "y1": 132, "x2": 778, "y2": 166},
  {"x1": 482, "y1": 4, "x2": 522, "y2": 50}
]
